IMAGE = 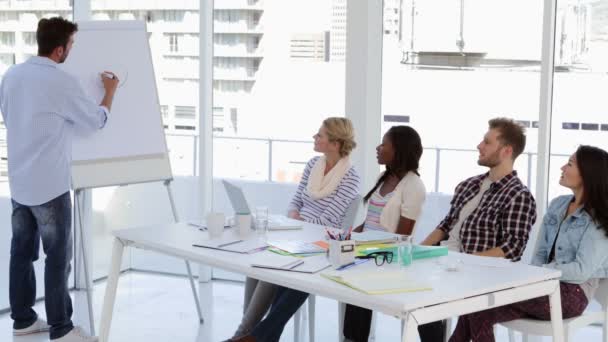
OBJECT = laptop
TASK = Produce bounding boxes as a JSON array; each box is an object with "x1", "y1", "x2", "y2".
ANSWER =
[{"x1": 222, "y1": 180, "x2": 303, "y2": 231}]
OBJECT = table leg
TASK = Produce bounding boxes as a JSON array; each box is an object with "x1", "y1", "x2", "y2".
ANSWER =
[
  {"x1": 197, "y1": 281, "x2": 214, "y2": 341},
  {"x1": 402, "y1": 312, "x2": 418, "y2": 342},
  {"x1": 549, "y1": 280, "x2": 564, "y2": 342},
  {"x1": 98, "y1": 238, "x2": 125, "y2": 342}
]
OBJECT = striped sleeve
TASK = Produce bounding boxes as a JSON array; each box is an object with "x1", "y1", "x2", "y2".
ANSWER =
[
  {"x1": 287, "y1": 157, "x2": 318, "y2": 213},
  {"x1": 306, "y1": 167, "x2": 360, "y2": 228}
]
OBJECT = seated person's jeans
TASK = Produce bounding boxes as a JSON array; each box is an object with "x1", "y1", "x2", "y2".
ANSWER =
[
  {"x1": 249, "y1": 286, "x2": 309, "y2": 342},
  {"x1": 343, "y1": 304, "x2": 446, "y2": 342}
]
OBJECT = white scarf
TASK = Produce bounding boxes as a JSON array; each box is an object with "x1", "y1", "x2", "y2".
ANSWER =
[{"x1": 306, "y1": 156, "x2": 352, "y2": 200}]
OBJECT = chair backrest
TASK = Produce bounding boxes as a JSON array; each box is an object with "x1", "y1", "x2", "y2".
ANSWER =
[
  {"x1": 340, "y1": 194, "x2": 362, "y2": 230},
  {"x1": 594, "y1": 278, "x2": 608, "y2": 309}
]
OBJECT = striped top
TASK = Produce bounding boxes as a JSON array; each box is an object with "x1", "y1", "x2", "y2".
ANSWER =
[
  {"x1": 288, "y1": 156, "x2": 360, "y2": 229},
  {"x1": 363, "y1": 189, "x2": 395, "y2": 232}
]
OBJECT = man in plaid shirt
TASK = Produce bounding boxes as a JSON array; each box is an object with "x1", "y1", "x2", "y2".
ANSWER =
[{"x1": 418, "y1": 117, "x2": 537, "y2": 341}]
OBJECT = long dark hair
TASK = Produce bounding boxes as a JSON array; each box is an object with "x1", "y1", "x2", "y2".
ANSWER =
[
  {"x1": 364, "y1": 126, "x2": 423, "y2": 202},
  {"x1": 575, "y1": 145, "x2": 608, "y2": 237}
]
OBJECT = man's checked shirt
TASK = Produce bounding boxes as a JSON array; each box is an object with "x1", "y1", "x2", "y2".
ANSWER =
[{"x1": 438, "y1": 171, "x2": 537, "y2": 261}]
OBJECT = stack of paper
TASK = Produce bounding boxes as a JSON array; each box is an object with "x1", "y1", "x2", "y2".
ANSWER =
[
  {"x1": 351, "y1": 231, "x2": 399, "y2": 245},
  {"x1": 322, "y1": 270, "x2": 432, "y2": 294},
  {"x1": 251, "y1": 254, "x2": 331, "y2": 273},
  {"x1": 267, "y1": 239, "x2": 326, "y2": 255}
]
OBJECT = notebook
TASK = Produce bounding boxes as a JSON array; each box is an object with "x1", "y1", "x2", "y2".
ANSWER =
[
  {"x1": 322, "y1": 270, "x2": 432, "y2": 295},
  {"x1": 350, "y1": 230, "x2": 399, "y2": 245},
  {"x1": 251, "y1": 254, "x2": 331, "y2": 273},
  {"x1": 267, "y1": 239, "x2": 327, "y2": 255}
]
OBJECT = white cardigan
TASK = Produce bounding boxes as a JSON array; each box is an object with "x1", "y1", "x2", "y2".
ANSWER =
[{"x1": 372, "y1": 171, "x2": 426, "y2": 233}]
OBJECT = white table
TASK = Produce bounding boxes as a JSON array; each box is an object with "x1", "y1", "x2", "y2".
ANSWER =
[{"x1": 98, "y1": 222, "x2": 564, "y2": 342}]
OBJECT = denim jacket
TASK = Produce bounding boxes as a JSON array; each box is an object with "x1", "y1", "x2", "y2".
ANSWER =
[{"x1": 532, "y1": 195, "x2": 608, "y2": 283}]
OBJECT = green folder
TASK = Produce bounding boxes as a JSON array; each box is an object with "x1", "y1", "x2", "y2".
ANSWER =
[
  {"x1": 356, "y1": 244, "x2": 448, "y2": 261},
  {"x1": 412, "y1": 245, "x2": 448, "y2": 260}
]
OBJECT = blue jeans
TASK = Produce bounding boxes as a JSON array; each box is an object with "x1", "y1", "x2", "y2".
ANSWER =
[
  {"x1": 250, "y1": 286, "x2": 309, "y2": 342},
  {"x1": 10, "y1": 192, "x2": 74, "y2": 340}
]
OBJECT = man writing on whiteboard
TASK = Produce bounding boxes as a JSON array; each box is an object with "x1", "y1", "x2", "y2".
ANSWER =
[{"x1": 0, "y1": 17, "x2": 118, "y2": 342}]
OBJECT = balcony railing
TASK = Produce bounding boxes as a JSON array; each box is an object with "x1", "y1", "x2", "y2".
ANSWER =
[{"x1": 164, "y1": 133, "x2": 571, "y2": 193}]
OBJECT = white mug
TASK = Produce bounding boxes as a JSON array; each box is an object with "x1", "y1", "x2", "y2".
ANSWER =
[
  {"x1": 206, "y1": 212, "x2": 225, "y2": 239},
  {"x1": 236, "y1": 214, "x2": 252, "y2": 237}
]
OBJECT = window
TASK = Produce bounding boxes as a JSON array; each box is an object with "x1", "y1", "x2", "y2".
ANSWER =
[
  {"x1": 167, "y1": 33, "x2": 179, "y2": 53},
  {"x1": 22, "y1": 32, "x2": 36, "y2": 46},
  {"x1": 0, "y1": 53, "x2": 15, "y2": 73},
  {"x1": 381, "y1": 0, "x2": 544, "y2": 195},
  {"x1": 163, "y1": 10, "x2": 184, "y2": 22},
  {"x1": 581, "y1": 123, "x2": 599, "y2": 131},
  {"x1": 212, "y1": 0, "x2": 346, "y2": 183},
  {"x1": 160, "y1": 105, "x2": 169, "y2": 119},
  {"x1": 548, "y1": 0, "x2": 608, "y2": 199},
  {"x1": 562, "y1": 122, "x2": 580, "y2": 130},
  {"x1": 174, "y1": 105, "x2": 196, "y2": 119},
  {"x1": 0, "y1": 32, "x2": 15, "y2": 48},
  {"x1": 175, "y1": 125, "x2": 195, "y2": 130}
]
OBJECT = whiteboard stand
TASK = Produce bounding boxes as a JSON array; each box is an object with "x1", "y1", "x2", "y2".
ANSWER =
[
  {"x1": 74, "y1": 188, "x2": 96, "y2": 336},
  {"x1": 73, "y1": 179, "x2": 204, "y2": 336},
  {"x1": 162, "y1": 179, "x2": 204, "y2": 324}
]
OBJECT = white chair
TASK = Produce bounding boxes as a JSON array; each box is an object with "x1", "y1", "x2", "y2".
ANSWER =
[
  {"x1": 500, "y1": 279, "x2": 608, "y2": 342},
  {"x1": 293, "y1": 195, "x2": 362, "y2": 342}
]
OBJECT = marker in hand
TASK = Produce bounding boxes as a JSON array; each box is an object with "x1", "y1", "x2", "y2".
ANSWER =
[{"x1": 102, "y1": 72, "x2": 116, "y2": 80}]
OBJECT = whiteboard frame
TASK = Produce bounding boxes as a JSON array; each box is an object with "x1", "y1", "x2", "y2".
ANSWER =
[{"x1": 70, "y1": 20, "x2": 173, "y2": 190}]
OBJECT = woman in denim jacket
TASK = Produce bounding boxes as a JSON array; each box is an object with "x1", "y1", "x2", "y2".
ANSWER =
[{"x1": 450, "y1": 145, "x2": 608, "y2": 342}]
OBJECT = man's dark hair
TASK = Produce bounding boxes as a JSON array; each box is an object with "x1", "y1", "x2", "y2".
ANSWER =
[
  {"x1": 488, "y1": 117, "x2": 526, "y2": 160},
  {"x1": 36, "y1": 17, "x2": 78, "y2": 56}
]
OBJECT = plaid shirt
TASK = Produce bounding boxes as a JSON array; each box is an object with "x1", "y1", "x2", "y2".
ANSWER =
[{"x1": 438, "y1": 171, "x2": 537, "y2": 261}]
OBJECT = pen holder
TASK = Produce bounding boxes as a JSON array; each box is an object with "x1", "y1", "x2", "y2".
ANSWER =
[{"x1": 328, "y1": 239, "x2": 356, "y2": 268}]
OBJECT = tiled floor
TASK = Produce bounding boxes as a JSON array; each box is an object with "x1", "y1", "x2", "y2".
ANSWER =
[{"x1": 0, "y1": 272, "x2": 602, "y2": 341}]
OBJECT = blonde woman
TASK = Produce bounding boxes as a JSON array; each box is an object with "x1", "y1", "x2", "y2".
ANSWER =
[{"x1": 226, "y1": 117, "x2": 360, "y2": 342}]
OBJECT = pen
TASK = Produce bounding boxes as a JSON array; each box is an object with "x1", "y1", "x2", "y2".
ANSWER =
[
  {"x1": 217, "y1": 240, "x2": 243, "y2": 248},
  {"x1": 326, "y1": 228, "x2": 337, "y2": 240},
  {"x1": 188, "y1": 222, "x2": 206, "y2": 231},
  {"x1": 336, "y1": 258, "x2": 369, "y2": 271}
]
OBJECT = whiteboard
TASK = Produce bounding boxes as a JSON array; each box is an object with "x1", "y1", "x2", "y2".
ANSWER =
[{"x1": 60, "y1": 21, "x2": 172, "y2": 189}]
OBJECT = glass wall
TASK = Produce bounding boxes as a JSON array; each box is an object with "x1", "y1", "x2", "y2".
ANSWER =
[
  {"x1": 212, "y1": 0, "x2": 346, "y2": 184},
  {"x1": 548, "y1": 0, "x2": 608, "y2": 200},
  {"x1": 381, "y1": 0, "x2": 544, "y2": 196},
  {"x1": 89, "y1": 0, "x2": 200, "y2": 278}
]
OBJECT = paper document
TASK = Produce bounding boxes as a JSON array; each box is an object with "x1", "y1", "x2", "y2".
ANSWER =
[
  {"x1": 251, "y1": 254, "x2": 331, "y2": 273},
  {"x1": 322, "y1": 269, "x2": 432, "y2": 294},
  {"x1": 193, "y1": 237, "x2": 267, "y2": 254},
  {"x1": 267, "y1": 239, "x2": 326, "y2": 254},
  {"x1": 267, "y1": 215, "x2": 303, "y2": 231}
]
